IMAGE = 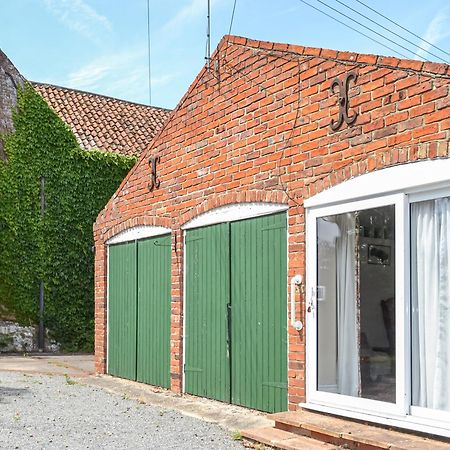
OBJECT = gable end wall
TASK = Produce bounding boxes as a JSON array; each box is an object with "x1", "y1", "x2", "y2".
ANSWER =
[{"x1": 94, "y1": 37, "x2": 450, "y2": 410}]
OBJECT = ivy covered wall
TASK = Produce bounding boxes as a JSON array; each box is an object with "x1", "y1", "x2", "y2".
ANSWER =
[{"x1": 0, "y1": 84, "x2": 136, "y2": 351}]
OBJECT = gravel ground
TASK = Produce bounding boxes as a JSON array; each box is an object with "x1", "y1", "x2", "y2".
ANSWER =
[{"x1": 0, "y1": 372, "x2": 244, "y2": 450}]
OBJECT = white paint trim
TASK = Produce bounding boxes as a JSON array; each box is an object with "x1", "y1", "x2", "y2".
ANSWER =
[
  {"x1": 181, "y1": 202, "x2": 288, "y2": 230},
  {"x1": 305, "y1": 159, "x2": 450, "y2": 209},
  {"x1": 106, "y1": 226, "x2": 171, "y2": 244}
]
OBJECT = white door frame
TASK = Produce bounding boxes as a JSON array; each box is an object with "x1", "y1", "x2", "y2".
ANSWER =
[
  {"x1": 306, "y1": 193, "x2": 408, "y2": 418},
  {"x1": 303, "y1": 159, "x2": 450, "y2": 437}
]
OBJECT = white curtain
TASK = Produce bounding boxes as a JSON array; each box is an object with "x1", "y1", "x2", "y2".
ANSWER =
[
  {"x1": 412, "y1": 197, "x2": 450, "y2": 411},
  {"x1": 335, "y1": 213, "x2": 360, "y2": 397}
]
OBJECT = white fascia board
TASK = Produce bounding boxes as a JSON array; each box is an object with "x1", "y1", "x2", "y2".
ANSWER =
[
  {"x1": 182, "y1": 202, "x2": 288, "y2": 230},
  {"x1": 305, "y1": 159, "x2": 450, "y2": 209},
  {"x1": 106, "y1": 226, "x2": 171, "y2": 244}
]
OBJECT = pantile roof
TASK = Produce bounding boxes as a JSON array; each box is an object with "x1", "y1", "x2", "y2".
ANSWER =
[{"x1": 32, "y1": 82, "x2": 171, "y2": 157}]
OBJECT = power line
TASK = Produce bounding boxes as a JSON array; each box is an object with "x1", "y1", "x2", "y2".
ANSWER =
[
  {"x1": 313, "y1": 0, "x2": 423, "y2": 60},
  {"x1": 334, "y1": 0, "x2": 449, "y2": 64},
  {"x1": 147, "y1": 0, "x2": 152, "y2": 105},
  {"x1": 355, "y1": 0, "x2": 450, "y2": 59},
  {"x1": 228, "y1": 0, "x2": 237, "y2": 36},
  {"x1": 298, "y1": 0, "x2": 411, "y2": 59}
]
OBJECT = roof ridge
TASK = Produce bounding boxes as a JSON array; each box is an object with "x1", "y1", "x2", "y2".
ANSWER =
[
  {"x1": 224, "y1": 34, "x2": 450, "y2": 77},
  {"x1": 30, "y1": 81, "x2": 171, "y2": 112}
]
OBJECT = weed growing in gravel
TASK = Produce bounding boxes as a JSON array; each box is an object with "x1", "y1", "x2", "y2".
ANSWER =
[
  {"x1": 64, "y1": 374, "x2": 77, "y2": 385},
  {"x1": 122, "y1": 393, "x2": 129, "y2": 400},
  {"x1": 231, "y1": 431, "x2": 242, "y2": 441}
]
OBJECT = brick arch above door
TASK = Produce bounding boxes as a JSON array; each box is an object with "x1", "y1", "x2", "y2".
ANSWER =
[
  {"x1": 304, "y1": 148, "x2": 450, "y2": 202},
  {"x1": 178, "y1": 189, "x2": 289, "y2": 227},
  {"x1": 98, "y1": 215, "x2": 172, "y2": 244}
]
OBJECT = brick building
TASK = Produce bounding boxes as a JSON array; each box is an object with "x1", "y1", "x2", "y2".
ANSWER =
[{"x1": 94, "y1": 36, "x2": 450, "y2": 436}]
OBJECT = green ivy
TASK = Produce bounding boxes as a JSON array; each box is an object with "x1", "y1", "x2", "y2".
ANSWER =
[{"x1": 0, "y1": 84, "x2": 136, "y2": 351}]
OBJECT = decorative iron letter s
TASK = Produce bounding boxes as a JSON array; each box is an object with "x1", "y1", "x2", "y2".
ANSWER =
[
  {"x1": 330, "y1": 71, "x2": 358, "y2": 131},
  {"x1": 148, "y1": 156, "x2": 160, "y2": 191}
]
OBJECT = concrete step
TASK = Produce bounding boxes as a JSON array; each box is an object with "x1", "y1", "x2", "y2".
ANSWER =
[
  {"x1": 241, "y1": 426, "x2": 339, "y2": 449},
  {"x1": 268, "y1": 409, "x2": 450, "y2": 450}
]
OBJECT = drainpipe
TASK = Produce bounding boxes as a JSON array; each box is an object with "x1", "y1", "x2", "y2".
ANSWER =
[{"x1": 38, "y1": 176, "x2": 45, "y2": 352}]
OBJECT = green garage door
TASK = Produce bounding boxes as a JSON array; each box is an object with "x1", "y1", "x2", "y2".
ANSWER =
[
  {"x1": 108, "y1": 235, "x2": 171, "y2": 388},
  {"x1": 108, "y1": 241, "x2": 137, "y2": 380},
  {"x1": 185, "y1": 212, "x2": 287, "y2": 412},
  {"x1": 184, "y1": 223, "x2": 231, "y2": 402},
  {"x1": 136, "y1": 236, "x2": 171, "y2": 388}
]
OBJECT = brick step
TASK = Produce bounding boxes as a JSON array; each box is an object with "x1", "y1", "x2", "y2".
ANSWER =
[
  {"x1": 267, "y1": 409, "x2": 450, "y2": 450},
  {"x1": 241, "y1": 426, "x2": 339, "y2": 449}
]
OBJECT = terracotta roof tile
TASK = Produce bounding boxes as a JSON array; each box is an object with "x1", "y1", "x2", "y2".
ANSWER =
[{"x1": 31, "y1": 82, "x2": 171, "y2": 157}]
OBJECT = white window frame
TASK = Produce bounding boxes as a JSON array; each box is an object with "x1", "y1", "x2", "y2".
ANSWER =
[
  {"x1": 306, "y1": 194, "x2": 408, "y2": 418},
  {"x1": 304, "y1": 159, "x2": 450, "y2": 437},
  {"x1": 407, "y1": 188, "x2": 450, "y2": 427}
]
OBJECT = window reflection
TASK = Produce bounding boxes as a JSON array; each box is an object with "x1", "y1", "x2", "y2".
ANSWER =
[{"x1": 317, "y1": 205, "x2": 396, "y2": 403}]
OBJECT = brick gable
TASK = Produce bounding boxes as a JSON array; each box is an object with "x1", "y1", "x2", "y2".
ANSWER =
[{"x1": 94, "y1": 35, "x2": 450, "y2": 409}]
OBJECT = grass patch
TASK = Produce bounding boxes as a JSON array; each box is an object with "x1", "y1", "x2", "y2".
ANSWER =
[
  {"x1": 232, "y1": 431, "x2": 243, "y2": 441},
  {"x1": 64, "y1": 374, "x2": 77, "y2": 385}
]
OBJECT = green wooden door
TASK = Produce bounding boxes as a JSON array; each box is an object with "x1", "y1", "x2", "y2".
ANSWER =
[
  {"x1": 108, "y1": 241, "x2": 137, "y2": 380},
  {"x1": 185, "y1": 223, "x2": 231, "y2": 402},
  {"x1": 136, "y1": 235, "x2": 171, "y2": 388},
  {"x1": 231, "y1": 212, "x2": 288, "y2": 412},
  {"x1": 184, "y1": 212, "x2": 288, "y2": 412}
]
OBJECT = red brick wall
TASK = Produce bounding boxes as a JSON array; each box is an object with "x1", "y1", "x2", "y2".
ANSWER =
[{"x1": 94, "y1": 35, "x2": 450, "y2": 410}]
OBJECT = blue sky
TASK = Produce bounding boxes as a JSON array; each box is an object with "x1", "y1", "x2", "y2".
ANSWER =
[{"x1": 1, "y1": 0, "x2": 449, "y2": 109}]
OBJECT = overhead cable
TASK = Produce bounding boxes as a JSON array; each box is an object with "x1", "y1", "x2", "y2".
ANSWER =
[
  {"x1": 334, "y1": 0, "x2": 449, "y2": 64},
  {"x1": 228, "y1": 0, "x2": 238, "y2": 36},
  {"x1": 313, "y1": 0, "x2": 424, "y2": 60},
  {"x1": 298, "y1": 0, "x2": 411, "y2": 59},
  {"x1": 147, "y1": 0, "x2": 152, "y2": 105},
  {"x1": 355, "y1": 0, "x2": 450, "y2": 59}
]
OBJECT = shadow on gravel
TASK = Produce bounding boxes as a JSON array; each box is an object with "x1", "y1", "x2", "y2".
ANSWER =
[{"x1": 0, "y1": 385, "x2": 28, "y2": 403}]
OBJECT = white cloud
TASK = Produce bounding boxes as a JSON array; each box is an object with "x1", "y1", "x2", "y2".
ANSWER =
[
  {"x1": 56, "y1": 48, "x2": 175, "y2": 104},
  {"x1": 65, "y1": 48, "x2": 145, "y2": 90},
  {"x1": 416, "y1": 7, "x2": 450, "y2": 60},
  {"x1": 42, "y1": 0, "x2": 112, "y2": 43},
  {"x1": 162, "y1": 0, "x2": 225, "y2": 33}
]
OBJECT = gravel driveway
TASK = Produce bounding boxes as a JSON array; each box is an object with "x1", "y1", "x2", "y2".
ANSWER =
[{"x1": 0, "y1": 371, "x2": 243, "y2": 450}]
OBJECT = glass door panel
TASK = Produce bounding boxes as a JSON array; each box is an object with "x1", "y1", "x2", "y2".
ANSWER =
[
  {"x1": 411, "y1": 196, "x2": 450, "y2": 413},
  {"x1": 317, "y1": 205, "x2": 396, "y2": 403}
]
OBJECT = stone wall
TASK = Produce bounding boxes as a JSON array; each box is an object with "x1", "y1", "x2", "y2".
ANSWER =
[
  {"x1": 0, "y1": 49, "x2": 24, "y2": 160},
  {"x1": 0, "y1": 320, "x2": 60, "y2": 353}
]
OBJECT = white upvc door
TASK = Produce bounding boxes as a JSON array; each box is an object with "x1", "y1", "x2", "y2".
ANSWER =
[
  {"x1": 408, "y1": 188, "x2": 450, "y2": 428},
  {"x1": 306, "y1": 193, "x2": 408, "y2": 418}
]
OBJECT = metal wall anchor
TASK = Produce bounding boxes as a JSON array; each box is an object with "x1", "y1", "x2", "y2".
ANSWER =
[
  {"x1": 330, "y1": 71, "x2": 358, "y2": 131},
  {"x1": 148, "y1": 156, "x2": 160, "y2": 191}
]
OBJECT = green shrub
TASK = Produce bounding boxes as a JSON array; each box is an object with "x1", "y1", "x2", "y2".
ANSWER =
[{"x1": 0, "y1": 84, "x2": 136, "y2": 351}]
